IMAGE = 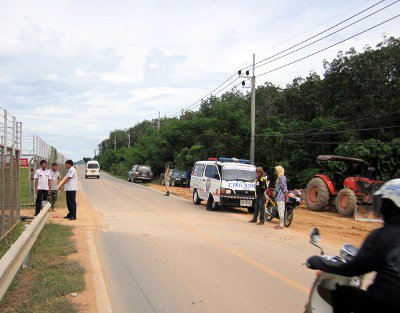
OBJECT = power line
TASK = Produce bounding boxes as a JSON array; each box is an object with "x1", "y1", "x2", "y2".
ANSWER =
[
  {"x1": 257, "y1": 14, "x2": 400, "y2": 78},
  {"x1": 258, "y1": 125, "x2": 400, "y2": 137},
  {"x1": 170, "y1": 72, "x2": 239, "y2": 117},
  {"x1": 171, "y1": 76, "x2": 241, "y2": 116},
  {"x1": 284, "y1": 139, "x2": 395, "y2": 146},
  {"x1": 241, "y1": 0, "x2": 388, "y2": 71},
  {"x1": 253, "y1": 0, "x2": 399, "y2": 71},
  {"x1": 166, "y1": 1, "x2": 394, "y2": 120},
  {"x1": 253, "y1": 0, "x2": 380, "y2": 56}
]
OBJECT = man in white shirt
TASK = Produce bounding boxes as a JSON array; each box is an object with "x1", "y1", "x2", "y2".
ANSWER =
[
  {"x1": 58, "y1": 160, "x2": 79, "y2": 220},
  {"x1": 34, "y1": 160, "x2": 51, "y2": 216},
  {"x1": 49, "y1": 163, "x2": 61, "y2": 211}
]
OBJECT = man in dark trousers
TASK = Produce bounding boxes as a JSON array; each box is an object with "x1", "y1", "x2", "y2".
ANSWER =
[
  {"x1": 307, "y1": 179, "x2": 400, "y2": 313},
  {"x1": 34, "y1": 160, "x2": 51, "y2": 216},
  {"x1": 58, "y1": 160, "x2": 79, "y2": 220},
  {"x1": 249, "y1": 167, "x2": 267, "y2": 225}
]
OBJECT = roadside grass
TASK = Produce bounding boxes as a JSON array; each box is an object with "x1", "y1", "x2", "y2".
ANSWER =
[
  {"x1": 0, "y1": 222, "x2": 25, "y2": 259},
  {"x1": 0, "y1": 223, "x2": 85, "y2": 313},
  {"x1": 20, "y1": 167, "x2": 31, "y2": 206}
]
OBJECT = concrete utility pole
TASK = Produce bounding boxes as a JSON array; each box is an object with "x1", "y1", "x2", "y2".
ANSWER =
[
  {"x1": 94, "y1": 149, "x2": 96, "y2": 158},
  {"x1": 157, "y1": 111, "x2": 161, "y2": 133},
  {"x1": 238, "y1": 54, "x2": 256, "y2": 165},
  {"x1": 250, "y1": 53, "x2": 256, "y2": 165},
  {"x1": 114, "y1": 135, "x2": 117, "y2": 150},
  {"x1": 128, "y1": 131, "x2": 131, "y2": 148}
]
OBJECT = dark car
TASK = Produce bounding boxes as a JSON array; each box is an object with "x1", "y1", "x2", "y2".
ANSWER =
[
  {"x1": 161, "y1": 169, "x2": 188, "y2": 187},
  {"x1": 128, "y1": 165, "x2": 153, "y2": 183}
]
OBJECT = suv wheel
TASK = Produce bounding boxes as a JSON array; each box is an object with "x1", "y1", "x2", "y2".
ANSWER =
[
  {"x1": 193, "y1": 190, "x2": 201, "y2": 205},
  {"x1": 207, "y1": 195, "x2": 219, "y2": 211}
]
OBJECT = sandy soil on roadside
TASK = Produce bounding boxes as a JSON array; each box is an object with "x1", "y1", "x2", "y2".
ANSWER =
[{"x1": 145, "y1": 183, "x2": 381, "y2": 247}]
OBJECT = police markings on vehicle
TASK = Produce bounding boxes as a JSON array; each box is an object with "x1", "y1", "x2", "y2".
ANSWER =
[{"x1": 190, "y1": 158, "x2": 257, "y2": 209}]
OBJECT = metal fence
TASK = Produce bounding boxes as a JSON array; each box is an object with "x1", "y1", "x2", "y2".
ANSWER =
[
  {"x1": 0, "y1": 108, "x2": 22, "y2": 240},
  {"x1": 21, "y1": 135, "x2": 67, "y2": 206}
]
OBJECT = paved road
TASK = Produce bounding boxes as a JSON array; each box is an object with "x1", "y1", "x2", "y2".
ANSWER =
[{"x1": 81, "y1": 172, "x2": 322, "y2": 313}]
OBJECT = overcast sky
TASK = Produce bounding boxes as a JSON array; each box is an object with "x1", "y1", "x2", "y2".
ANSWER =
[{"x1": 1, "y1": 0, "x2": 399, "y2": 160}]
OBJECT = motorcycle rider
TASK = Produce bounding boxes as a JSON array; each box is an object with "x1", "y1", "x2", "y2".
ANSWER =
[{"x1": 307, "y1": 179, "x2": 400, "y2": 313}]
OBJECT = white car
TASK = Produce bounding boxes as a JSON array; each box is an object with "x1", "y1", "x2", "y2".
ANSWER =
[
  {"x1": 190, "y1": 158, "x2": 256, "y2": 212},
  {"x1": 85, "y1": 160, "x2": 100, "y2": 179}
]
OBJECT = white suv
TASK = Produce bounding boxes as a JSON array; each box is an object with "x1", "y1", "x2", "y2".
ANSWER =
[
  {"x1": 85, "y1": 160, "x2": 100, "y2": 179},
  {"x1": 190, "y1": 158, "x2": 256, "y2": 212}
]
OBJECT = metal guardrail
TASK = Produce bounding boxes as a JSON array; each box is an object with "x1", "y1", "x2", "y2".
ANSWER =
[{"x1": 0, "y1": 202, "x2": 50, "y2": 301}]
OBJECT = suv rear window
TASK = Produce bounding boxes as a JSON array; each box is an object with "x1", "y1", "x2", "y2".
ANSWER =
[
  {"x1": 138, "y1": 166, "x2": 151, "y2": 172},
  {"x1": 87, "y1": 163, "x2": 99, "y2": 169}
]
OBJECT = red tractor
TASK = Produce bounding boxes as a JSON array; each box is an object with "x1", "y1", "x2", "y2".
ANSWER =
[{"x1": 305, "y1": 155, "x2": 384, "y2": 216}]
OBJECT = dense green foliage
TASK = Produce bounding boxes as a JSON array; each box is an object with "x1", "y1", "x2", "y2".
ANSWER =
[{"x1": 96, "y1": 37, "x2": 400, "y2": 187}]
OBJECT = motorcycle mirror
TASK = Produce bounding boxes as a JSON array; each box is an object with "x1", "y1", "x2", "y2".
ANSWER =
[
  {"x1": 310, "y1": 228, "x2": 320, "y2": 245},
  {"x1": 310, "y1": 227, "x2": 324, "y2": 255}
]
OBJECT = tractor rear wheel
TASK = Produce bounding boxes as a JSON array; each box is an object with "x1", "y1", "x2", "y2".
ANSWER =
[
  {"x1": 305, "y1": 178, "x2": 330, "y2": 211},
  {"x1": 336, "y1": 188, "x2": 357, "y2": 216}
]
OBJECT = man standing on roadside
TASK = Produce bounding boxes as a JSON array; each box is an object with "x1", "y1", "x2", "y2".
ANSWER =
[
  {"x1": 164, "y1": 165, "x2": 171, "y2": 196},
  {"x1": 58, "y1": 160, "x2": 79, "y2": 220},
  {"x1": 49, "y1": 163, "x2": 61, "y2": 211},
  {"x1": 249, "y1": 167, "x2": 267, "y2": 225},
  {"x1": 34, "y1": 160, "x2": 51, "y2": 216}
]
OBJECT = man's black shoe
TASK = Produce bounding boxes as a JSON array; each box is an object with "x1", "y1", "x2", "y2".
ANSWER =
[
  {"x1": 68, "y1": 217, "x2": 76, "y2": 220},
  {"x1": 64, "y1": 214, "x2": 71, "y2": 219},
  {"x1": 248, "y1": 220, "x2": 257, "y2": 223}
]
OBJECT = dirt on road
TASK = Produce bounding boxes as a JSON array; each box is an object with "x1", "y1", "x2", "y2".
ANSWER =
[{"x1": 146, "y1": 183, "x2": 381, "y2": 247}]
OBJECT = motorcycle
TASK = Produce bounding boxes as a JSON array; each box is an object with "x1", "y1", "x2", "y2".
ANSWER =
[
  {"x1": 304, "y1": 228, "x2": 364, "y2": 313},
  {"x1": 264, "y1": 189, "x2": 302, "y2": 227}
]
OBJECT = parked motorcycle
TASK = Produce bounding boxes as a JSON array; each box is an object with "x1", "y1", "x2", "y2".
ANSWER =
[
  {"x1": 304, "y1": 228, "x2": 364, "y2": 313},
  {"x1": 264, "y1": 189, "x2": 302, "y2": 227}
]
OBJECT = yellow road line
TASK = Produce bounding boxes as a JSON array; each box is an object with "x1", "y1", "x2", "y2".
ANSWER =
[{"x1": 98, "y1": 176, "x2": 309, "y2": 295}]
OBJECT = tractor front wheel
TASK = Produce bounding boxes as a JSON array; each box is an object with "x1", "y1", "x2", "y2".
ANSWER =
[
  {"x1": 305, "y1": 178, "x2": 330, "y2": 211},
  {"x1": 336, "y1": 188, "x2": 357, "y2": 216}
]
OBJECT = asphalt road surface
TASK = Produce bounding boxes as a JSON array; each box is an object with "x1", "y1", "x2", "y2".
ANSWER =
[{"x1": 81, "y1": 171, "x2": 326, "y2": 313}]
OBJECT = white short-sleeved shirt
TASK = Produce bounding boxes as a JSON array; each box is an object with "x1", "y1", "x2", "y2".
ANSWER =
[
  {"x1": 49, "y1": 170, "x2": 61, "y2": 190},
  {"x1": 64, "y1": 166, "x2": 79, "y2": 191},
  {"x1": 34, "y1": 168, "x2": 51, "y2": 190}
]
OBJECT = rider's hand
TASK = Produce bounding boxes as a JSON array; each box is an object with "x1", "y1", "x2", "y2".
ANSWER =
[{"x1": 306, "y1": 256, "x2": 323, "y2": 270}]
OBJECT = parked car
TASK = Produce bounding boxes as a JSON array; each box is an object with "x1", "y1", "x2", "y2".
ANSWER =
[
  {"x1": 85, "y1": 160, "x2": 100, "y2": 179},
  {"x1": 127, "y1": 165, "x2": 153, "y2": 183},
  {"x1": 160, "y1": 169, "x2": 189, "y2": 187}
]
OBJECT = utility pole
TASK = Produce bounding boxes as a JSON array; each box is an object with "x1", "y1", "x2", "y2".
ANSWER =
[
  {"x1": 238, "y1": 53, "x2": 256, "y2": 165},
  {"x1": 250, "y1": 53, "x2": 256, "y2": 165},
  {"x1": 114, "y1": 135, "x2": 117, "y2": 150},
  {"x1": 128, "y1": 131, "x2": 131, "y2": 148},
  {"x1": 157, "y1": 111, "x2": 161, "y2": 133},
  {"x1": 94, "y1": 149, "x2": 96, "y2": 158}
]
